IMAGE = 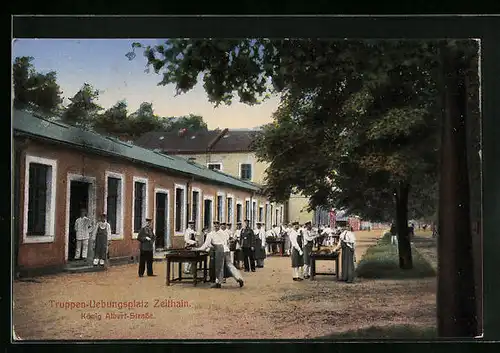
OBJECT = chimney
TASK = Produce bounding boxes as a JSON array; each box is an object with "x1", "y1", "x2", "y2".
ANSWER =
[{"x1": 208, "y1": 128, "x2": 229, "y2": 150}]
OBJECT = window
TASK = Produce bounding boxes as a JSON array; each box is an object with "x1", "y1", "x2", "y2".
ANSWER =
[
  {"x1": 259, "y1": 206, "x2": 264, "y2": 223},
  {"x1": 245, "y1": 200, "x2": 250, "y2": 220},
  {"x1": 105, "y1": 172, "x2": 124, "y2": 237},
  {"x1": 133, "y1": 180, "x2": 147, "y2": 232},
  {"x1": 216, "y1": 194, "x2": 224, "y2": 222},
  {"x1": 276, "y1": 208, "x2": 279, "y2": 226},
  {"x1": 240, "y1": 163, "x2": 252, "y2": 181},
  {"x1": 280, "y1": 206, "x2": 284, "y2": 224},
  {"x1": 227, "y1": 197, "x2": 233, "y2": 227},
  {"x1": 208, "y1": 163, "x2": 222, "y2": 171},
  {"x1": 175, "y1": 185, "x2": 186, "y2": 233},
  {"x1": 27, "y1": 163, "x2": 49, "y2": 235},
  {"x1": 192, "y1": 189, "x2": 200, "y2": 231},
  {"x1": 236, "y1": 203, "x2": 243, "y2": 223},
  {"x1": 24, "y1": 156, "x2": 57, "y2": 243},
  {"x1": 270, "y1": 204, "x2": 274, "y2": 225},
  {"x1": 107, "y1": 178, "x2": 119, "y2": 234}
]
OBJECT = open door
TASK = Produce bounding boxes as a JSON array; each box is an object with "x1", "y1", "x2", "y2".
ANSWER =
[{"x1": 155, "y1": 192, "x2": 169, "y2": 249}]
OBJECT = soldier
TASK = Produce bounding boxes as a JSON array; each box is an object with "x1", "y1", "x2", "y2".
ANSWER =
[
  {"x1": 289, "y1": 221, "x2": 304, "y2": 281},
  {"x1": 333, "y1": 226, "x2": 357, "y2": 283},
  {"x1": 183, "y1": 220, "x2": 197, "y2": 274},
  {"x1": 253, "y1": 222, "x2": 267, "y2": 268},
  {"x1": 240, "y1": 219, "x2": 256, "y2": 272},
  {"x1": 74, "y1": 208, "x2": 92, "y2": 260},
  {"x1": 233, "y1": 222, "x2": 243, "y2": 269},
  {"x1": 302, "y1": 221, "x2": 320, "y2": 279},
  {"x1": 137, "y1": 218, "x2": 156, "y2": 277},
  {"x1": 195, "y1": 220, "x2": 244, "y2": 288},
  {"x1": 92, "y1": 213, "x2": 111, "y2": 267}
]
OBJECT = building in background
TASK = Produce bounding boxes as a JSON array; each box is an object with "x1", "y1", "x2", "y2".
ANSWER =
[{"x1": 135, "y1": 128, "x2": 313, "y2": 225}]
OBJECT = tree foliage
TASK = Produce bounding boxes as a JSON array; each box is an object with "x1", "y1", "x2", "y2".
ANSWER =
[
  {"x1": 13, "y1": 56, "x2": 63, "y2": 114},
  {"x1": 61, "y1": 83, "x2": 103, "y2": 128}
]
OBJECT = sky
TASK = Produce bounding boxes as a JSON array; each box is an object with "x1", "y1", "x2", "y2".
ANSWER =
[{"x1": 12, "y1": 39, "x2": 280, "y2": 129}]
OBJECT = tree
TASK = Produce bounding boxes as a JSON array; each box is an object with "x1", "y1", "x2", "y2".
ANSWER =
[
  {"x1": 129, "y1": 37, "x2": 480, "y2": 337},
  {"x1": 13, "y1": 56, "x2": 63, "y2": 114},
  {"x1": 93, "y1": 100, "x2": 129, "y2": 136},
  {"x1": 126, "y1": 102, "x2": 164, "y2": 138},
  {"x1": 127, "y1": 39, "x2": 476, "y2": 269},
  {"x1": 61, "y1": 83, "x2": 103, "y2": 128},
  {"x1": 165, "y1": 114, "x2": 208, "y2": 132}
]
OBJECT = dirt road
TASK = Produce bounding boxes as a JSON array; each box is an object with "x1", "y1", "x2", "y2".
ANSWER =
[{"x1": 13, "y1": 230, "x2": 436, "y2": 340}]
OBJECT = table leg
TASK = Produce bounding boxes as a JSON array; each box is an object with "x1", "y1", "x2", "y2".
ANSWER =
[
  {"x1": 311, "y1": 259, "x2": 316, "y2": 280},
  {"x1": 193, "y1": 261, "x2": 198, "y2": 286},
  {"x1": 281, "y1": 242, "x2": 284, "y2": 257},
  {"x1": 166, "y1": 259, "x2": 171, "y2": 286},
  {"x1": 204, "y1": 258, "x2": 208, "y2": 282}
]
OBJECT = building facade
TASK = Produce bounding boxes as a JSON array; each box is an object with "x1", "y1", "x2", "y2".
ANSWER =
[
  {"x1": 135, "y1": 129, "x2": 313, "y2": 225},
  {"x1": 13, "y1": 110, "x2": 272, "y2": 275}
]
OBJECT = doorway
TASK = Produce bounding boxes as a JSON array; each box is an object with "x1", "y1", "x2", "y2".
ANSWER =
[
  {"x1": 68, "y1": 180, "x2": 90, "y2": 260},
  {"x1": 203, "y1": 199, "x2": 213, "y2": 230},
  {"x1": 155, "y1": 191, "x2": 169, "y2": 249}
]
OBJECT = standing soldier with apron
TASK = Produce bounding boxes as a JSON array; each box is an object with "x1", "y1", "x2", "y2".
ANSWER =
[
  {"x1": 289, "y1": 221, "x2": 304, "y2": 281},
  {"x1": 74, "y1": 208, "x2": 92, "y2": 260},
  {"x1": 137, "y1": 218, "x2": 157, "y2": 277},
  {"x1": 333, "y1": 226, "x2": 357, "y2": 283},
  {"x1": 302, "y1": 221, "x2": 319, "y2": 279},
  {"x1": 92, "y1": 213, "x2": 111, "y2": 267},
  {"x1": 240, "y1": 219, "x2": 256, "y2": 272},
  {"x1": 253, "y1": 222, "x2": 266, "y2": 268}
]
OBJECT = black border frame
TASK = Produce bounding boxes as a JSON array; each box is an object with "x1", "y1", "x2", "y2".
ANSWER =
[{"x1": 7, "y1": 14, "x2": 500, "y2": 352}]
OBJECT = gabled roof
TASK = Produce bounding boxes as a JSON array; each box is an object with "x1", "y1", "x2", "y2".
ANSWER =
[
  {"x1": 13, "y1": 110, "x2": 261, "y2": 192},
  {"x1": 134, "y1": 129, "x2": 258, "y2": 154}
]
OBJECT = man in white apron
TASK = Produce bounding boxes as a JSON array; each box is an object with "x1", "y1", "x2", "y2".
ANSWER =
[
  {"x1": 74, "y1": 208, "x2": 92, "y2": 260},
  {"x1": 233, "y1": 222, "x2": 243, "y2": 269},
  {"x1": 253, "y1": 222, "x2": 267, "y2": 268},
  {"x1": 302, "y1": 221, "x2": 320, "y2": 279},
  {"x1": 183, "y1": 220, "x2": 198, "y2": 274}
]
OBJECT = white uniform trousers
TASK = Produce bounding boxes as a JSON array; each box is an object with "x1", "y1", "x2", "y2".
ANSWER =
[
  {"x1": 75, "y1": 239, "x2": 89, "y2": 259},
  {"x1": 391, "y1": 235, "x2": 398, "y2": 245}
]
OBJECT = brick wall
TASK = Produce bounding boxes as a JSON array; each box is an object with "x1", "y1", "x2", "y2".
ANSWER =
[{"x1": 15, "y1": 138, "x2": 267, "y2": 270}]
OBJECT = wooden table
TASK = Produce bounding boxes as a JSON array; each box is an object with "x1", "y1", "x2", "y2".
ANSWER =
[
  {"x1": 310, "y1": 251, "x2": 340, "y2": 281},
  {"x1": 165, "y1": 250, "x2": 209, "y2": 286},
  {"x1": 266, "y1": 238, "x2": 285, "y2": 256}
]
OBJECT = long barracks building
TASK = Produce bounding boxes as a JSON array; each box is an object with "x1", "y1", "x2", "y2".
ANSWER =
[{"x1": 13, "y1": 110, "x2": 274, "y2": 276}]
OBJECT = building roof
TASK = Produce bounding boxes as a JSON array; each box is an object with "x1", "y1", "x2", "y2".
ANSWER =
[
  {"x1": 13, "y1": 110, "x2": 261, "y2": 192},
  {"x1": 134, "y1": 129, "x2": 258, "y2": 154}
]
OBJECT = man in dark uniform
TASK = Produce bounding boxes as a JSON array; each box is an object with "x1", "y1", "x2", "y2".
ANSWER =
[
  {"x1": 137, "y1": 218, "x2": 156, "y2": 277},
  {"x1": 240, "y1": 219, "x2": 256, "y2": 272}
]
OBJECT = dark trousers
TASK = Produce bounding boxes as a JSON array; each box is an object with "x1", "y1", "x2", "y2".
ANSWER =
[
  {"x1": 242, "y1": 247, "x2": 255, "y2": 271},
  {"x1": 138, "y1": 250, "x2": 154, "y2": 276}
]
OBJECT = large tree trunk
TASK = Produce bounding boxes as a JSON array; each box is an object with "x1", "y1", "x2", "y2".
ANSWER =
[
  {"x1": 437, "y1": 44, "x2": 478, "y2": 337},
  {"x1": 394, "y1": 181, "x2": 413, "y2": 269}
]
